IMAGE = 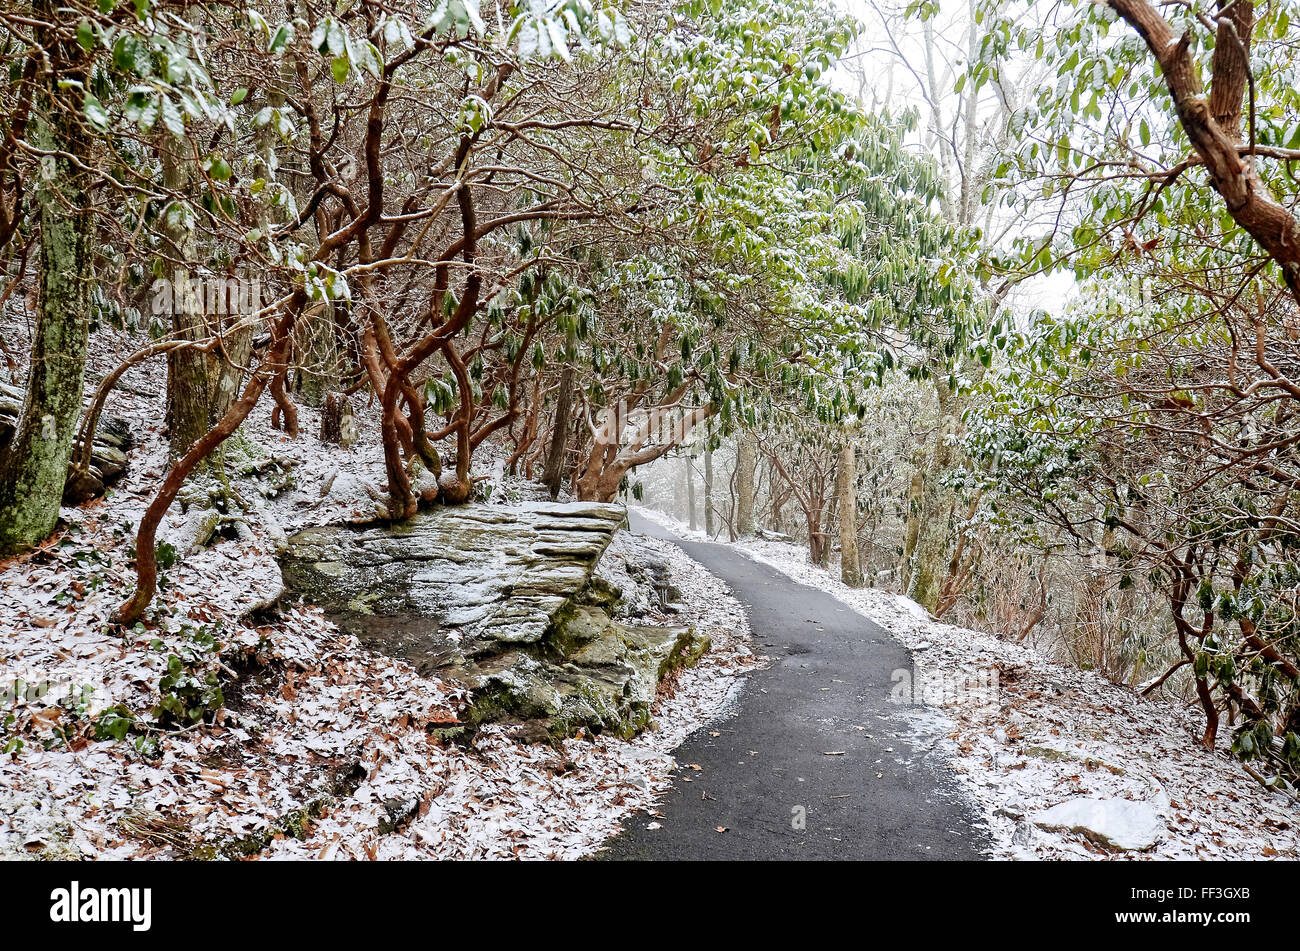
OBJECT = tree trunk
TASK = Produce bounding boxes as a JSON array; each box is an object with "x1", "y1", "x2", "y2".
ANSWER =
[
  {"x1": 294, "y1": 308, "x2": 338, "y2": 407},
  {"x1": 805, "y1": 504, "x2": 824, "y2": 565},
  {"x1": 159, "y1": 128, "x2": 224, "y2": 471},
  {"x1": 735, "y1": 431, "x2": 757, "y2": 536},
  {"x1": 904, "y1": 379, "x2": 967, "y2": 608},
  {"x1": 686, "y1": 453, "x2": 697, "y2": 532},
  {"x1": 576, "y1": 390, "x2": 713, "y2": 502},
  {"x1": 907, "y1": 477, "x2": 952, "y2": 612},
  {"x1": 817, "y1": 487, "x2": 834, "y2": 569},
  {"x1": 116, "y1": 295, "x2": 306, "y2": 623},
  {"x1": 673, "y1": 452, "x2": 686, "y2": 520},
  {"x1": 837, "y1": 439, "x2": 862, "y2": 587},
  {"x1": 0, "y1": 25, "x2": 93, "y2": 555},
  {"x1": 268, "y1": 364, "x2": 299, "y2": 437},
  {"x1": 1109, "y1": 0, "x2": 1300, "y2": 306},
  {"x1": 899, "y1": 467, "x2": 924, "y2": 593},
  {"x1": 768, "y1": 459, "x2": 785, "y2": 534},
  {"x1": 320, "y1": 391, "x2": 356, "y2": 447},
  {"x1": 214, "y1": 307, "x2": 253, "y2": 422},
  {"x1": 703, "y1": 448, "x2": 715, "y2": 537},
  {"x1": 542, "y1": 364, "x2": 574, "y2": 499},
  {"x1": 575, "y1": 461, "x2": 623, "y2": 503},
  {"x1": 216, "y1": 85, "x2": 279, "y2": 426}
]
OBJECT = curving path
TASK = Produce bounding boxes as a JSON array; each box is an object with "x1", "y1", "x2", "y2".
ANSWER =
[{"x1": 599, "y1": 512, "x2": 988, "y2": 860}]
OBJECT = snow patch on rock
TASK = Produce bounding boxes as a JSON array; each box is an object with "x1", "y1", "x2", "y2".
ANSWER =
[{"x1": 1034, "y1": 797, "x2": 1164, "y2": 852}]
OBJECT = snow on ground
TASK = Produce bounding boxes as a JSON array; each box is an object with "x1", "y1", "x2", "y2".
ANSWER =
[
  {"x1": 632, "y1": 505, "x2": 1300, "y2": 860},
  {"x1": 0, "y1": 336, "x2": 754, "y2": 859},
  {"x1": 0, "y1": 464, "x2": 753, "y2": 859},
  {"x1": 6, "y1": 304, "x2": 1289, "y2": 860}
]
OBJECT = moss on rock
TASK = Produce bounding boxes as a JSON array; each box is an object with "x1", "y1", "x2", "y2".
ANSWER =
[{"x1": 281, "y1": 501, "x2": 711, "y2": 743}]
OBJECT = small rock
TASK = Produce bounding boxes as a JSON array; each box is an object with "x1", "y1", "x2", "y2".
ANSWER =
[
  {"x1": 1012, "y1": 819, "x2": 1036, "y2": 849},
  {"x1": 1033, "y1": 797, "x2": 1164, "y2": 852},
  {"x1": 378, "y1": 797, "x2": 420, "y2": 834},
  {"x1": 507, "y1": 721, "x2": 556, "y2": 747}
]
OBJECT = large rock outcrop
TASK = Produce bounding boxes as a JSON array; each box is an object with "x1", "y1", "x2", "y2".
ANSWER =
[{"x1": 281, "y1": 501, "x2": 707, "y2": 741}]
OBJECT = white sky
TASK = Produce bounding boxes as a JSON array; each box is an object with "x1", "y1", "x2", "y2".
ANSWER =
[{"x1": 830, "y1": 0, "x2": 1080, "y2": 320}]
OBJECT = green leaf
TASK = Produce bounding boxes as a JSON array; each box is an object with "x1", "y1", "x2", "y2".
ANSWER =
[
  {"x1": 312, "y1": 17, "x2": 346, "y2": 56},
  {"x1": 612, "y1": 9, "x2": 631, "y2": 46},
  {"x1": 463, "y1": 0, "x2": 486, "y2": 36},
  {"x1": 206, "y1": 154, "x2": 232, "y2": 181},
  {"x1": 111, "y1": 34, "x2": 137, "y2": 71},
  {"x1": 160, "y1": 96, "x2": 184, "y2": 136},
  {"x1": 76, "y1": 19, "x2": 96, "y2": 52},
  {"x1": 353, "y1": 40, "x2": 383, "y2": 79},
  {"x1": 269, "y1": 23, "x2": 293, "y2": 53},
  {"x1": 83, "y1": 93, "x2": 110, "y2": 131},
  {"x1": 427, "y1": 0, "x2": 451, "y2": 33}
]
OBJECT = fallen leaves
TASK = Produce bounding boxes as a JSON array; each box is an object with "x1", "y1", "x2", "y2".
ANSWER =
[{"x1": 0, "y1": 475, "x2": 756, "y2": 862}]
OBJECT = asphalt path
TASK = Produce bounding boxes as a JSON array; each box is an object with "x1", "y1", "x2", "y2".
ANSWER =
[{"x1": 598, "y1": 512, "x2": 988, "y2": 860}]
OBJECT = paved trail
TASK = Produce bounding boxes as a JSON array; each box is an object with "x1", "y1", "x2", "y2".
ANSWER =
[{"x1": 600, "y1": 513, "x2": 988, "y2": 860}]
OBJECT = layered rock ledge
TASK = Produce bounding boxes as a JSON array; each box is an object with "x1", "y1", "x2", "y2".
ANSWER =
[{"x1": 281, "y1": 501, "x2": 708, "y2": 741}]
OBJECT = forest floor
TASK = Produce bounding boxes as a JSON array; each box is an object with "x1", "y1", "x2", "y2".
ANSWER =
[
  {"x1": 632, "y1": 506, "x2": 1300, "y2": 860},
  {"x1": 2, "y1": 310, "x2": 1296, "y2": 860},
  {"x1": 0, "y1": 324, "x2": 760, "y2": 859},
  {"x1": 0, "y1": 436, "x2": 756, "y2": 859}
]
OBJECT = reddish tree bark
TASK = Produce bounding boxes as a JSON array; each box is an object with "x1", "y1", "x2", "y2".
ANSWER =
[
  {"x1": 1108, "y1": 0, "x2": 1300, "y2": 304},
  {"x1": 115, "y1": 297, "x2": 305, "y2": 624}
]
